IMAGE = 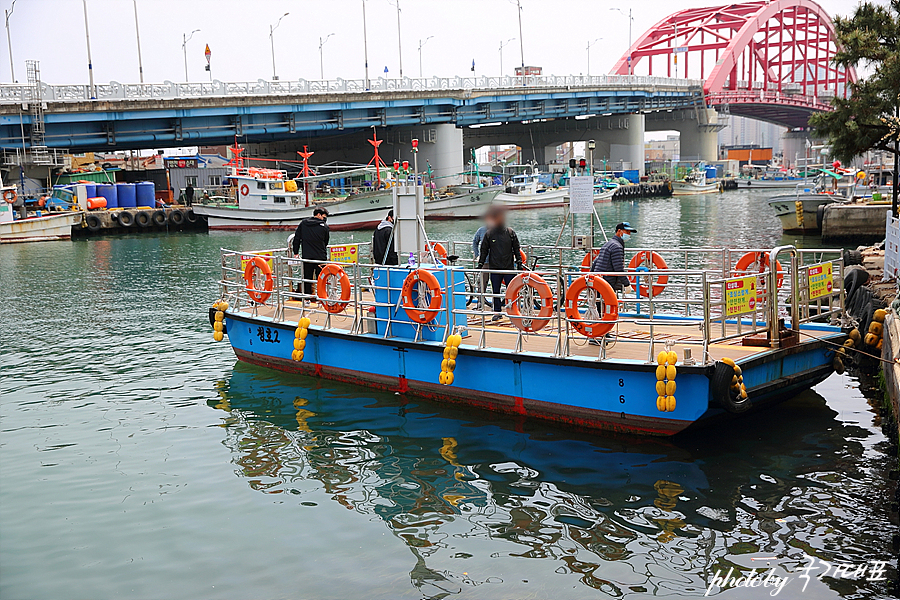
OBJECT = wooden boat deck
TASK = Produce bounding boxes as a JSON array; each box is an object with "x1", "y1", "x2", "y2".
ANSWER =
[{"x1": 241, "y1": 299, "x2": 770, "y2": 364}]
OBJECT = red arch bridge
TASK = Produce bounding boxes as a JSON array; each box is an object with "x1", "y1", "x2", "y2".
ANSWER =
[{"x1": 611, "y1": 0, "x2": 856, "y2": 129}]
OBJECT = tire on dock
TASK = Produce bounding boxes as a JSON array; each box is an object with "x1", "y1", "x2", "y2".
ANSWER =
[
  {"x1": 85, "y1": 214, "x2": 102, "y2": 232},
  {"x1": 185, "y1": 209, "x2": 199, "y2": 226},
  {"x1": 118, "y1": 211, "x2": 134, "y2": 227},
  {"x1": 168, "y1": 209, "x2": 185, "y2": 227},
  {"x1": 151, "y1": 210, "x2": 167, "y2": 226},
  {"x1": 135, "y1": 211, "x2": 151, "y2": 227}
]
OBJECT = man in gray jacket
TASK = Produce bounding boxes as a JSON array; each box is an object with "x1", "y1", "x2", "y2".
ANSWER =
[{"x1": 591, "y1": 222, "x2": 636, "y2": 294}]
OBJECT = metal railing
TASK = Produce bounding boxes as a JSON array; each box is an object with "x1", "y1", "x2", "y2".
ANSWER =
[
  {"x1": 0, "y1": 75, "x2": 701, "y2": 105},
  {"x1": 217, "y1": 244, "x2": 845, "y2": 366}
]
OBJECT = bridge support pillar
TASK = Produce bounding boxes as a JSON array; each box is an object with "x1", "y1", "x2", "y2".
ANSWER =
[
  {"x1": 605, "y1": 113, "x2": 645, "y2": 174},
  {"x1": 415, "y1": 124, "x2": 464, "y2": 186},
  {"x1": 646, "y1": 108, "x2": 722, "y2": 163}
]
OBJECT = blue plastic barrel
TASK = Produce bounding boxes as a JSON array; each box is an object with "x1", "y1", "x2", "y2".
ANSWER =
[
  {"x1": 96, "y1": 184, "x2": 118, "y2": 209},
  {"x1": 705, "y1": 166, "x2": 718, "y2": 180},
  {"x1": 83, "y1": 183, "x2": 96, "y2": 198},
  {"x1": 135, "y1": 182, "x2": 155, "y2": 208},
  {"x1": 116, "y1": 183, "x2": 136, "y2": 208}
]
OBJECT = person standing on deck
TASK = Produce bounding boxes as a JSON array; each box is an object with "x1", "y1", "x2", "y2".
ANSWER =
[
  {"x1": 471, "y1": 211, "x2": 495, "y2": 307},
  {"x1": 372, "y1": 210, "x2": 398, "y2": 265},
  {"x1": 476, "y1": 206, "x2": 523, "y2": 321},
  {"x1": 184, "y1": 182, "x2": 194, "y2": 206},
  {"x1": 291, "y1": 207, "x2": 330, "y2": 300},
  {"x1": 591, "y1": 222, "x2": 636, "y2": 294}
]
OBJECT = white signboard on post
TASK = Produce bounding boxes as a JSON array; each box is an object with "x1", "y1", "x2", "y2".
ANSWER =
[{"x1": 569, "y1": 175, "x2": 594, "y2": 214}]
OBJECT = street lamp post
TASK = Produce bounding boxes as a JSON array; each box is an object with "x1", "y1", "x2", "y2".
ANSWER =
[
  {"x1": 269, "y1": 13, "x2": 289, "y2": 81},
  {"x1": 516, "y1": 0, "x2": 524, "y2": 84},
  {"x1": 132, "y1": 0, "x2": 143, "y2": 83},
  {"x1": 390, "y1": 0, "x2": 403, "y2": 78},
  {"x1": 319, "y1": 33, "x2": 334, "y2": 80},
  {"x1": 361, "y1": 0, "x2": 369, "y2": 89},
  {"x1": 82, "y1": 0, "x2": 95, "y2": 98},
  {"x1": 587, "y1": 139, "x2": 595, "y2": 176},
  {"x1": 610, "y1": 8, "x2": 633, "y2": 74},
  {"x1": 586, "y1": 38, "x2": 601, "y2": 77},
  {"x1": 499, "y1": 37, "x2": 515, "y2": 77},
  {"x1": 417, "y1": 36, "x2": 433, "y2": 78},
  {"x1": 182, "y1": 29, "x2": 200, "y2": 82},
  {"x1": 4, "y1": 0, "x2": 16, "y2": 83}
]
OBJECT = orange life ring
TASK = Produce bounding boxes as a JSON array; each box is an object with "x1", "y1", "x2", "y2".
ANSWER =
[
  {"x1": 564, "y1": 274, "x2": 618, "y2": 338},
  {"x1": 316, "y1": 263, "x2": 352, "y2": 314},
  {"x1": 733, "y1": 252, "x2": 784, "y2": 288},
  {"x1": 244, "y1": 256, "x2": 274, "y2": 303},
  {"x1": 401, "y1": 269, "x2": 443, "y2": 324},
  {"x1": 580, "y1": 249, "x2": 600, "y2": 272},
  {"x1": 240, "y1": 184, "x2": 250, "y2": 197},
  {"x1": 505, "y1": 272, "x2": 554, "y2": 332},
  {"x1": 520, "y1": 249, "x2": 528, "y2": 265},
  {"x1": 627, "y1": 251, "x2": 669, "y2": 298},
  {"x1": 2, "y1": 189, "x2": 16, "y2": 203},
  {"x1": 425, "y1": 242, "x2": 448, "y2": 265}
]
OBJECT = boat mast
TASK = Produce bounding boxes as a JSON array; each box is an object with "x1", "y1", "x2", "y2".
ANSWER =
[
  {"x1": 367, "y1": 128, "x2": 388, "y2": 189},
  {"x1": 297, "y1": 146, "x2": 314, "y2": 207}
]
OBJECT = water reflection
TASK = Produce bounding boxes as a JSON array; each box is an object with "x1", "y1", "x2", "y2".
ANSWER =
[{"x1": 209, "y1": 364, "x2": 891, "y2": 598}]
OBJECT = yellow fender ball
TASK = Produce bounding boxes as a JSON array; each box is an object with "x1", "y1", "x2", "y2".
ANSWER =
[
  {"x1": 214, "y1": 321, "x2": 224, "y2": 332},
  {"x1": 721, "y1": 357, "x2": 736, "y2": 367},
  {"x1": 212, "y1": 301, "x2": 221, "y2": 310},
  {"x1": 445, "y1": 372, "x2": 454, "y2": 385},
  {"x1": 665, "y1": 396, "x2": 676, "y2": 412},
  {"x1": 453, "y1": 334, "x2": 463, "y2": 347},
  {"x1": 439, "y1": 371, "x2": 447, "y2": 385},
  {"x1": 448, "y1": 347, "x2": 458, "y2": 359},
  {"x1": 299, "y1": 317, "x2": 311, "y2": 329},
  {"x1": 849, "y1": 328, "x2": 861, "y2": 343},
  {"x1": 667, "y1": 351, "x2": 678, "y2": 365},
  {"x1": 443, "y1": 347, "x2": 452, "y2": 359},
  {"x1": 877, "y1": 339, "x2": 883, "y2": 351},
  {"x1": 874, "y1": 309, "x2": 887, "y2": 323},
  {"x1": 294, "y1": 339, "x2": 306, "y2": 350},
  {"x1": 446, "y1": 359, "x2": 456, "y2": 371},
  {"x1": 295, "y1": 327, "x2": 304, "y2": 338},
  {"x1": 295, "y1": 350, "x2": 304, "y2": 362},
  {"x1": 733, "y1": 365, "x2": 742, "y2": 376},
  {"x1": 843, "y1": 339, "x2": 855, "y2": 348},
  {"x1": 731, "y1": 375, "x2": 739, "y2": 386},
  {"x1": 739, "y1": 386, "x2": 748, "y2": 399},
  {"x1": 665, "y1": 365, "x2": 677, "y2": 380},
  {"x1": 864, "y1": 332, "x2": 878, "y2": 347},
  {"x1": 657, "y1": 351, "x2": 668, "y2": 365},
  {"x1": 656, "y1": 381, "x2": 667, "y2": 396},
  {"x1": 868, "y1": 321, "x2": 883, "y2": 337},
  {"x1": 298, "y1": 328, "x2": 308, "y2": 340},
  {"x1": 291, "y1": 349, "x2": 299, "y2": 361},
  {"x1": 665, "y1": 380, "x2": 676, "y2": 396},
  {"x1": 213, "y1": 331, "x2": 224, "y2": 342},
  {"x1": 656, "y1": 365, "x2": 666, "y2": 381},
  {"x1": 441, "y1": 359, "x2": 450, "y2": 371},
  {"x1": 217, "y1": 301, "x2": 229, "y2": 311},
  {"x1": 833, "y1": 357, "x2": 845, "y2": 374},
  {"x1": 657, "y1": 396, "x2": 666, "y2": 412},
  {"x1": 214, "y1": 311, "x2": 224, "y2": 322}
]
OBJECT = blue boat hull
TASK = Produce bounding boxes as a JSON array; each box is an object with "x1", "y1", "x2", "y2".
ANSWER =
[{"x1": 216, "y1": 309, "x2": 841, "y2": 437}]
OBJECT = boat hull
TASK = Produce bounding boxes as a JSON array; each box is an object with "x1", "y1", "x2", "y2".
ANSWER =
[
  {"x1": 0, "y1": 212, "x2": 81, "y2": 243},
  {"x1": 737, "y1": 179, "x2": 809, "y2": 189},
  {"x1": 424, "y1": 187, "x2": 502, "y2": 220},
  {"x1": 218, "y1": 310, "x2": 839, "y2": 437},
  {"x1": 767, "y1": 194, "x2": 838, "y2": 233},
  {"x1": 672, "y1": 182, "x2": 720, "y2": 196},
  {"x1": 495, "y1": 188, "x2": 569, "y2": 209}
]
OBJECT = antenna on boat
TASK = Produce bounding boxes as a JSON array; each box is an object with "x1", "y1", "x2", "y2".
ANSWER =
[
  {"x1": 297, "y1": 145, "x2": 314, "y2": 207},
  {"x1": 226, "y1": 139, "x2": 245, "y2": 175},
  {"x1": 367, "y1": 127, "x2": 388, "y2": 189}
]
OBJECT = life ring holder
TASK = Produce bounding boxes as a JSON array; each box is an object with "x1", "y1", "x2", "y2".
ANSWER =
[
  {"x1": 2, "y1": 189, "x2": 16, "y2": 203},
  {"x1": 244, "y1": 256, "x2": 274, "y2": 304},
  {"x1": 425, "y1": 242, "x2": 448, "y2": 265},
  {"x1": 628, "y1": 251, "x2": 669, "y2": 298},
  {"x1": 564, "y1": 274, "x2": 619, "y2": 338},
  {"x1": 316, "y1": 263, "x2": 352, "y2": 314},
  {"x1": 240, "y1": 184, "x2": 250, "y2": 197},
  {"x1": 505, "y1": 272, "x2": 554, "y2": 332},
  {"x1": 733, "y1": 252, "x2": 784, "y2": 289},
  {"x1": 401, "y1": 269, "x2": 443, "y2": 324}
]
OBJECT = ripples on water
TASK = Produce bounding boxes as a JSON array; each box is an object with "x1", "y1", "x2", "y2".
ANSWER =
[{"x1": 0, "y1": 193, "x2": 895, "y2": 599}]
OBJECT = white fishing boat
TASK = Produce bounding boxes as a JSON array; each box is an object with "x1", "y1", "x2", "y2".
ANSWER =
[
  {"x1": 768, "y1": 172, "x2": 851, "y2": 233},
  {"x1": 495, "y1": 171, "x2": 569, "y2": 209},
  {"x1": 0, "y1": 177, "x2": 81, "y2": 243},
  {"x1": 424, "y1": 185, "x2": 502, "y2": 219},
  {"x1": 671, "y1": 169, "x2": 721, "y2": 196}
]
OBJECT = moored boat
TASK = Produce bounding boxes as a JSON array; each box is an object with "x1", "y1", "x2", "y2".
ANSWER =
[
  {"x1": 767, "y1": 171, "x2": 851, "y2": 233},
  {"x1": 671, "y1": 168, "x2": 721, "y2": 196},
  {"x1": 495, "y1": 170, "x2": 569, "y2": 209},
  {"x1": 0, "y1": 177, "x2": 82, "y2": 243}
]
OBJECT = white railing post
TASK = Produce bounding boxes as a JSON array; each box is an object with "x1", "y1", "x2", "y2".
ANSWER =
[{"x1": 885, "y1": 210, "x2": 900, "y2": 281}]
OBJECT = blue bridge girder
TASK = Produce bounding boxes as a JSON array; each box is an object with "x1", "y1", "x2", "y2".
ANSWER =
[{"x1": 0, "y1": 76, "x2": 704, "y2": 152}]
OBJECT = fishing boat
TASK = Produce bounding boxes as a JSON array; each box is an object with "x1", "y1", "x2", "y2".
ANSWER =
[
  {"x1": 671, "y1": 168, "x2": 721, "y2": 196},
  {"x1": 0, "y1": 177, "x2": 81, "y2": 243},
  {"x1": 495, "y1": 169, "x2": 569, "y2": 209},
  {"x1": 424, "y1": 185, "x2": 503, "y2": 220},
  {"x1": 767, "y1": 171, "x2": 851, "y2": 233},
  {"x1": 205, "y1": 182, "x2": 849, "y2": 437}
]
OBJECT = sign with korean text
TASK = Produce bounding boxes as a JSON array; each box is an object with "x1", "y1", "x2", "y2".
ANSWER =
[
  {"x1": 808, "y1": 262, "x2": 834, "y2": 300},
  {"x1": 568, "y1": 175, "x2": 594, "y2": 214},
  {"x1": 725, "y1": 275, "x2": 757, "y2": 316},
  {"x1": 328, "y1": 244, "x2": 359, "y2": 264},
  {"x1": 165, "y1": 158, "x2": 198, "y2": 169},
  {"x1": 241, "y1": 251, "x2": 273, "y2": 272}
]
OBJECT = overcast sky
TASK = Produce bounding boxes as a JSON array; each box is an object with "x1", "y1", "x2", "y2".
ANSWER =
[{"x1": 2, "y1": 0, "x2": 864, "y2": 85}]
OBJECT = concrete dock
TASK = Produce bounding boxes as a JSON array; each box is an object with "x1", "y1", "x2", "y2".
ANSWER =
[
  {"x1": 822, "y1": 203, "x2": 892, "y2": 244},
  {"x1": 73, "y1": 207, "x2": 207, "y2": 237}
]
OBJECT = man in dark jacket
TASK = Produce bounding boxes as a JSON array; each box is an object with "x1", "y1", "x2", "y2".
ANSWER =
[
  {"x1": 184, "y1": 183, "x2": 194, "y2": 206},
  {"x1": 292, "y1": 207, "x2": 330, "y2": 298},
  {"x1": 476, "y1": 207, "x2": 523, "y2": 320},
  {"x1": 591, "y1": 222, "x2": 636, "y2": 294},
  {"x1": 372, "y1": 210, "x2": 398, "y2": 265}
]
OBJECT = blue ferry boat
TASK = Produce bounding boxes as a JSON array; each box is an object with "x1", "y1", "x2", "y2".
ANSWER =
[{"x1": 208, "y1": 192, "x2": 848, "y2": 436}]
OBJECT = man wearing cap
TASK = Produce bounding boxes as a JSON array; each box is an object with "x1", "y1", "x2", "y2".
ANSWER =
[
  {"x1": 292, "y1": 207, "x2": 330, "y2": 299},
  {"x1": 372, "y1": 210, "x2": 398, "y2": 265},
  {"x1": 591, "y1": 222, "x2": 636, "y2": 295}
]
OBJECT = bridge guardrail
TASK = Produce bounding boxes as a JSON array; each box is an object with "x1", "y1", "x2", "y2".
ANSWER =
[{"x1": 0, "y1": 75, "x2": 702, "y2": 105}]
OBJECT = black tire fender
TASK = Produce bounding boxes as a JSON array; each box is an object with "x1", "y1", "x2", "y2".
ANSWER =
[
  {"x1": 710, "y1": 361, "x2": 751, "y2": 414},
  {"x1": 135, "y1": 211, "x2": 151, "y2": 227},
  {"x1": 85, "y1": 214, "x2": 102, "y2": 231},
  {"x1": 168, "y1": 209, "x2": 185, "y2": 226},
  {"x1": 185, "y1": 209, "x2": 199, "y2": 224},
  {"x1": 151, "y1": 210, "x2": 167, "y2": 226},
  {"x1": 816, "y1": 204, "x2": 826, "y2": 230},
  {"x1": 117, "y1": 211, "x2": 134, "y2": 227}
]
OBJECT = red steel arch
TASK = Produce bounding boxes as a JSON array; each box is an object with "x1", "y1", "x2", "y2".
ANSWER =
[{"x1": 610, "y1": 0, "x2": 857, "y2": 128}]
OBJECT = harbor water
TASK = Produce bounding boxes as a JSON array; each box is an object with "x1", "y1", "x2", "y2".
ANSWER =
[{"x1": 1, "y1": 189, "x2": 895, "y2": 599}]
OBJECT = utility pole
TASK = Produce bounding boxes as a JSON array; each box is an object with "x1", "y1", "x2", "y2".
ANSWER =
[
  {"x1": 82, "y1": 0, "x2": 95, "y2": 98},
  {"x1": 5, "y1": 0, "x2": 16, "y2": 83},
  {"x1": 182, "y1": 29, "x2": 200, "y2": 82},
  {"x1": 394, "y1": 0, "x2": 403, "y2": 78},
  {"x1": 269, "y1": 13, "x2": 289, "y2": 81},
  {"x1": 516, "y1": 0, "x2": 524, "y2": 85},
  {"x1": 319, "y1": 33, "x2": 334, "y2": 80},
  {"x1": 132, "y1": 0, "x2": 143, "y2": 83},
  {"x1": 418, "y1": 36, "x2": 433, "y2": 78},
  {"x1": 586, "y1": 38, "x2": 601, "y2": 77},
  {"x1": 361, "y1": 0, "x2": 369, "y2": 89},
  {"x1": 499, "y1": 37, "x2": 514, "y2": 77},
  {"x1": 611, "y1": 8, "x2": 633, "y2": 74}
]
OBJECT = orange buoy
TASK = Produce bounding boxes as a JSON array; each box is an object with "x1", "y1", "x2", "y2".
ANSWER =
[
  {"x1": 627, "y1": 251, "x2": 669, "y2": 298},
  {"x1": 401, "y1": 269, "x2": 444, "y2": 324},
  {"x1": 505, "y1": 272, "x2": 554, "y2": 332},
  {"x1": 86, "y1": 197, "x2": 107, "y2": 210},
  {"x1": 244, "y1": 256, "x2": 274, "y2": 303},
  {"x1": 564, "y1": 274, "x2": 619, "y2": 338},
  {"x1": 316, "y1": 263, "x2": 352, "y2": 314}
]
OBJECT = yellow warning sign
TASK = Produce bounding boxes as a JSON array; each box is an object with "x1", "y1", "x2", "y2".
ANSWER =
[
  {"x1": 808, "y1": 262, "x2": 834, "y2": 300},
  {"x1": 328, "y1": 244, "x2": 359, "y2": 264},
  {"x1": 725, "y1": 275, "x2": 758, "y2": 316},
  {"x1": 240, "y1": 252, "x2": 273, "y2": 271}
]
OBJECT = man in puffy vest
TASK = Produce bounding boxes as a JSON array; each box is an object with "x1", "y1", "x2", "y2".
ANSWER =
[
  {"x1": 477, "y1": 206, "x2": 523, "y2": 321},
  {"x1": 292, "y1": 207, "x2": 330, "y2": 299},
  {"x1": 372, "y1": 210, "x2": 398, "y2": 265},
  {"x1": 591, "y1": 222, "x2": 636, "y2": 294}
]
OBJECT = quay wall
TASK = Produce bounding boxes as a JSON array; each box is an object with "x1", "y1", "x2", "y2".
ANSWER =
[{"x1": 822, "y1": 204, "x2": 891, "y2": 243}]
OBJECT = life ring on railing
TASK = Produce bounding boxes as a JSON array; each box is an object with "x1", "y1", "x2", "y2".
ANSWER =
[
  {"x1": 240, "y1": 184, "x2": 250, "y2": 197},
  {"x1": 425, "y1": 242, "x2": 448, "y2": 265},
  {"x1": 580, "y1": 249, "x2": 601, "y2": 272},
  {"x1": 316, "y1": 263, "x2": 352, "y2": 314},
  {"x1": 505, "y1": 272, "x2": 554, "y2": 332},
  {"x1": 244, "y1": 256, "x2": 274, "y2": 303},
  {"x1": 401, "y1": 269, "x2": 443, "y2": 324},
  {"x1": 2, "y1": 189, "x2": 16, "y2": 203},
  {"x1": 519, "y1": 249, "x2": 528, "y2": 266},
  {"x1": 733, "y1": 252, "x2": 784, "y2": 288},
  {"x1": 564, "y1": 274, "x2": 618, "y2": 338},
  {"x1": 627, "y1": 251, "x2": 669, "y2": 298}
]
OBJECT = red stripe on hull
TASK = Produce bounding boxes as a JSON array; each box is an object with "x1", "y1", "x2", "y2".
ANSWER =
[{"x1": 233, "y1": 348, "x2": 690, "y2": 436}]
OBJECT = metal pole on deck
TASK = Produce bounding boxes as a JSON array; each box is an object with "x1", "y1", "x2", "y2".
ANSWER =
[
  {"x1": 82, "y1": 0, "x2": 95, "y2": 98},
  {"x1": 5, "y1": 1, "x2": 16, "y2": 83},
  {"x1": 132, "y1": 0, "x2": 144, "y2": 83}
]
